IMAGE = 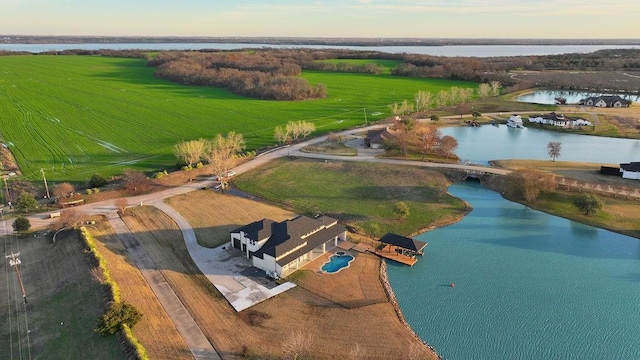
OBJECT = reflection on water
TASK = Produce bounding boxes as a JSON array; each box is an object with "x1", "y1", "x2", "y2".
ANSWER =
[{"x1": 516, "y1": 90, "x2": 640, "y2": 105}]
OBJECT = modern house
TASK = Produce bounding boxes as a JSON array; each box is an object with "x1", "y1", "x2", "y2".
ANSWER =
[
  {"x1": 507, "y1": 114, "x2": 524, "y2": 128},
  {"x1": 580, "y1": 95, "x2": 631, "y2": 108},
  {"x1": 230, "y1": 215, "x2": 347, "y2": 277},
  {"x1": 620, "y1": 162, "x2": 640, "y2": 180},
  {"x1": 528, "y1": 112, "x2": 592, "y2": 128}
]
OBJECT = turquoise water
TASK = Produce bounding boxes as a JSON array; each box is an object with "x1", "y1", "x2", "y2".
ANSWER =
[
  {"x1": 321, "y1": 254, "x2": 354, "y2": 273},
  {"x1": 387, "y1": 182, "x2": 640, "y2": 360}
]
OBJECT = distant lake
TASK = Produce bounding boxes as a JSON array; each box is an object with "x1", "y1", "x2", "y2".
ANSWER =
[
  {"x1": 517, "y1": 90, "x2": 640, "y2": 105},
  {"x1": 1, "y1": 43, "x2": 639, "y2": 57},
  {"x1": 440, "y1": 125, "x2": 640, "y2": 165}
]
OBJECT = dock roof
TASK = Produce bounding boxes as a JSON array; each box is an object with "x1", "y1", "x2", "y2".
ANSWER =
[{"x1": 378, "y1": 233, "x2": 427, "y2": 252}]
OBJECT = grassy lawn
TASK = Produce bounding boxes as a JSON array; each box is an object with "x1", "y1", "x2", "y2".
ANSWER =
[
  {"x1": 0, "y1": 55, "x2": 476, "y2": 182},
  {"x1": 0, "y1": 231, "x2": 124, "y2": 359},
  {"x1": 232, "y1": 157, "x2": 468, "y2": 238}
]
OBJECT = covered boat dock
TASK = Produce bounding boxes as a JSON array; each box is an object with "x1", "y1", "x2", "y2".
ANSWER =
[{"x1": 374, "y1": 233, "x2": 428, "y2": 266}]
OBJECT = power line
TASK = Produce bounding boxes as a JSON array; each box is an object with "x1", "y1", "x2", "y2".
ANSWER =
[{"x1": 3, "y1": 212, "x2": 14, "y2": 360}]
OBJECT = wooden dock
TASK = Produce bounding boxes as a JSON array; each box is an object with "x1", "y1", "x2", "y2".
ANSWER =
[{"x1": 374, "y1": 245, "x2": 419, "y2": 266}]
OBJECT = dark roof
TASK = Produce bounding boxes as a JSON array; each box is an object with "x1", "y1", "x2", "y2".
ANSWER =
[
  {"x1": 378, "y1": 233, "x2": 427, "y2": 252},
  {"x1": 234, "y1": 215, "x2": 346, "y2": 266},
  {"x1": 583, "y1": 95, "x2": 630, "y2": 106},
  {"x1": 620, "y1": 162, "x2": 640, "y2": 172},
  {"x1": 232, "y1": 219, "x2": 277, "y2": 242},
  {"x1": 366, "y1": 128, "x2": 386, "y2": 144}
]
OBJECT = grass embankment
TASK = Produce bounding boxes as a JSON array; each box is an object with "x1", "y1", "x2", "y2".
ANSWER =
[
  {"x1": 232, "y1": 157, "x2": 468, "y2": 238},
  {"x1": 89, "y1": 221, "x2": 192, "y2": 359},
  {"x1": 492, "y1": 160, "x2": 640, "y2": 239},
  {"x1": 0, "y1": 230, "x2": 124, "y2": 359},
  {"x1": 152, "y1": 196, "x2": 439, "y2": 359},
  {"x1": 0, "y1": 55, "x2": 476, "y2": 182}
]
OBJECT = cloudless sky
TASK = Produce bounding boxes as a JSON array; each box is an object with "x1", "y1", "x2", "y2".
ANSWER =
[{"x1": 2, "y1": 0, "x2": 638, "y2": 39}]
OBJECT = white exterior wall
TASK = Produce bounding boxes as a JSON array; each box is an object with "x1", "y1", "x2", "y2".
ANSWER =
[
  {"x1": 252, "y1": 253, "x2": 277, "y2": 274},
  {"x1": 622, "y1": 170, "x2": 640, "y2": 180}
]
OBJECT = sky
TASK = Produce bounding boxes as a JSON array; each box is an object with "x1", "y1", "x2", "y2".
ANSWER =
[{"x1": 2, "y1": 0, "x2": 639, "y2": 39}]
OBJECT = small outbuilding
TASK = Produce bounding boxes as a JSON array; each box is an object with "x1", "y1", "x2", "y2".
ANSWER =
[
  {"x1": 375, "y1": 233, "x2": 428, "y2": 266},
  {"x1": 620, "y1": 162, "x2": 640, "y2": 180}
]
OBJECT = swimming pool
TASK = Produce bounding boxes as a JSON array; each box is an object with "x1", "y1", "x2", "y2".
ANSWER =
[{"x1": 321, "y1": 253, "x2": 355, "y2": 274}]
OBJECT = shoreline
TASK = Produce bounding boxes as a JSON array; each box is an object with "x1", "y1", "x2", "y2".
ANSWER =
[{"x1": 379, "y1": 260, "x2": 442, "y2": 359}]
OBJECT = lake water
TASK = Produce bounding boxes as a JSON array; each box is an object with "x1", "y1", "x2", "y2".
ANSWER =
[
  {"x1": 387, "y1": 181, "x2": 640, "y2": 360},
  {"x1": 517, "y1": 90, "x2": 640, "y2": 105},
  {"x1": 1, "y1": 43, "x2": 639, "y2": 57},
  {"x1": 439, "y1": 125, "x2": 640, "y2": 165}
]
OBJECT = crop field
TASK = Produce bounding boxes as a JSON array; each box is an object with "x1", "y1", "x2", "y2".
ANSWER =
[
  {"x1": 0, "y1": 55, "x2": 477, "y2": 182},
  {"x1": 314, "y1": 58, "x2": 403, "y2": 73}
]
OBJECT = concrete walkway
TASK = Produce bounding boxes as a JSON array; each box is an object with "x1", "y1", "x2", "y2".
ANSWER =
[
  {"x1": 108, "y1": 213, "x2": 220, "y2": 360},
  {"x1": 151, "y1": 200, "x2": 296, "y2": 311}
]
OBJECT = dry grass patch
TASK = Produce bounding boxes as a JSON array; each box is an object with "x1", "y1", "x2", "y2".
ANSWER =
[
  {"x1": 165, "y1": 190, "x2": 295, "y2": 248},
  {"x1": 122, "y1": 204, "x2": 438, "y2": 359},
  {"x1": 90, "y1": 221, "x2": 192, "y2": 360}
]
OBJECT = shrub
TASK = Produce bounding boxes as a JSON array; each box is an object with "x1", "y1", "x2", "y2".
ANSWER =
[
  {"x1": 96, "y1": 301, "x2": 143, "y2": 335},
  {"x1": 573, "y1": 193, "x2": 603, "y2": 215},
  {"x1": 195, "y1": 161, "x2": 203, "y2": 169},
  {"x1": 15, "y1": 192, "x2": 38, "y2": 213},
  {"x1": 86, "y1": 188, "x2": 93, "y2": 195},
  {"x1": 12, "y1": 216, "x2": 31, "y2": 232},
  {"x1": 181, "y1": 165, "x2": 192, "y2": 171},
  {"x1": 93, "y1": 188, "x2": 99, "y2": 194},
  {"x1": 154, "y1": 171, "x2": 165, "y2": 179},
  {"x1": 393, "y1": 201, "x2": 410, "y2": 218},
  {"x1": 89, "y1": 174, "x2": 108, "y2": 188}
]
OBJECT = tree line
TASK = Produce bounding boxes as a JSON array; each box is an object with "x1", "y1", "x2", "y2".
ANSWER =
[{"x1": 150, "y1": 51, "x2": 326, "y2": 100}]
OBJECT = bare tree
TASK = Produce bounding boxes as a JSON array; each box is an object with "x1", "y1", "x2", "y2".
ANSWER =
[
  {"x1": 489, "y1": 81, "x2": 502, "y2": 96},
  {"x1": 435, "y1": 90, "x2": 450, "y2": 108},
  {"x1": 282, "y1": 332, "x2": 313, "y2": 360},
  {"x1": 52, "y1": 209, "x2": 85, "y2": 229},
  {"x1": 274, "y1": 126, "x2": 290, "y2": 144},
  {"x1": 448, "y1": 86, "x2": 461, "y2": 104},
  {"x1": 477, "y1": 83, "x2": 491, "y2": 98},
  {"x1": 53, "y1": 182, "x2": 75, "y2": 200},
  {"x1": 459, "y1": 88, "x2": 475, "y2": 103},
  {"x1": 327, "y1": 132, "x2": 339, "y2": 148},
  {"x1": 203, "y1": 131, "x2": 246, "y2": 190},
  {"x1": 173, "y1": 139, "x2": 206, "y2": 167},
  {"x1": 414, "y1": 90, "x2": 432, "y2": 112},
  {"x1": 439, "y1": 135, "x2": 459, "y2": 163},
  {"x1": 349, "y1": 343, "x2": 366, "y2": 360},
  {"x1": 416, "y1": 125, "x2": 442, "y2": 160},
  {"x1": 299, "y1": 121, "x2": 316, "y2": 139},
  {"x1": 507, "y1": 169, "x2": 556, "y2": 202},
  {"x1": 121, "y1": 169, "x2": 151, "y2": 194},
  {"x1": 286, "y1": 121, "x2": 302, "y2": 141},
  {"x1": 547, "y1": 141, "x2": 562, "y2": 162}
]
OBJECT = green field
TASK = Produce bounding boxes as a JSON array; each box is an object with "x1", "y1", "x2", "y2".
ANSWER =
[
  {"x1": 0, "y1": 55, "x2": 477, "y2": 182},
  {"x1": 233, "y1": 158, "x2": 467, "y2": 237},
  {"x1": 314, "y1": 58, "x2": 402, "y2": 74}
]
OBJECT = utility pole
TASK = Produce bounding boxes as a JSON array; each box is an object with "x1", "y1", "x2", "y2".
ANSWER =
[
  {"x1": 363, "y1": 108, "x2": 368, "y2": 126},
  {"x1": 6, "y1": 253, "x2": 26, "y2": 303},
  {"x1": 40, "y1": 168, "x2": 50, "y2": 199}
]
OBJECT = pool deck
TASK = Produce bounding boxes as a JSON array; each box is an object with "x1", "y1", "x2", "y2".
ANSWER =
[{"x1": 374, "y1": 245, "x2": 419, "y2": 266}]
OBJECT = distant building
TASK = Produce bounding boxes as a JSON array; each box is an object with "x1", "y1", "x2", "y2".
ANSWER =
[
  {"x1": 580, "y1": 95, "x2": 631, "y2": 108},
  {"x1": 230, "y1": 215, "x2": 347, "y2": 277},
  {"x1": 528, "y1": 112, "x2": 592, "y2": 128},
  {"x1": 507, "y1": 114, "x2": 524, "y2": 128},
  {"x1": 620, "y1": 162, "x2": 640, "y2": 180}
]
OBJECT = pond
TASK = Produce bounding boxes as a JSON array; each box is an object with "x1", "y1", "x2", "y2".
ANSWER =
[
  {"x1": 439, "y1": 125, "x2": 640, "y2": 165},
  {"x1": 387, "y1": 181, "x2": 640, "y2": 360},
  {"x1": 516, "y1": 90, "x2": 640, "y2": 105}
]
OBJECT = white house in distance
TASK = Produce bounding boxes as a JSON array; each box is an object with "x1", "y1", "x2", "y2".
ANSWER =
[
  {"x1": 580, "y1": 95, "x2": 631, "y2": 108},
  {"x1": 528, "y1": 112, "x2": 592, "y2": 128},
  {"x1": 230, "y1": 215, "x2": 347, "y2": 277},
  {"x1": 620, "y1": 162, "x2": 640, "y2": 180},
  {"x1": 507, "y1": 114, "x2": 524, "y2": 128}
]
